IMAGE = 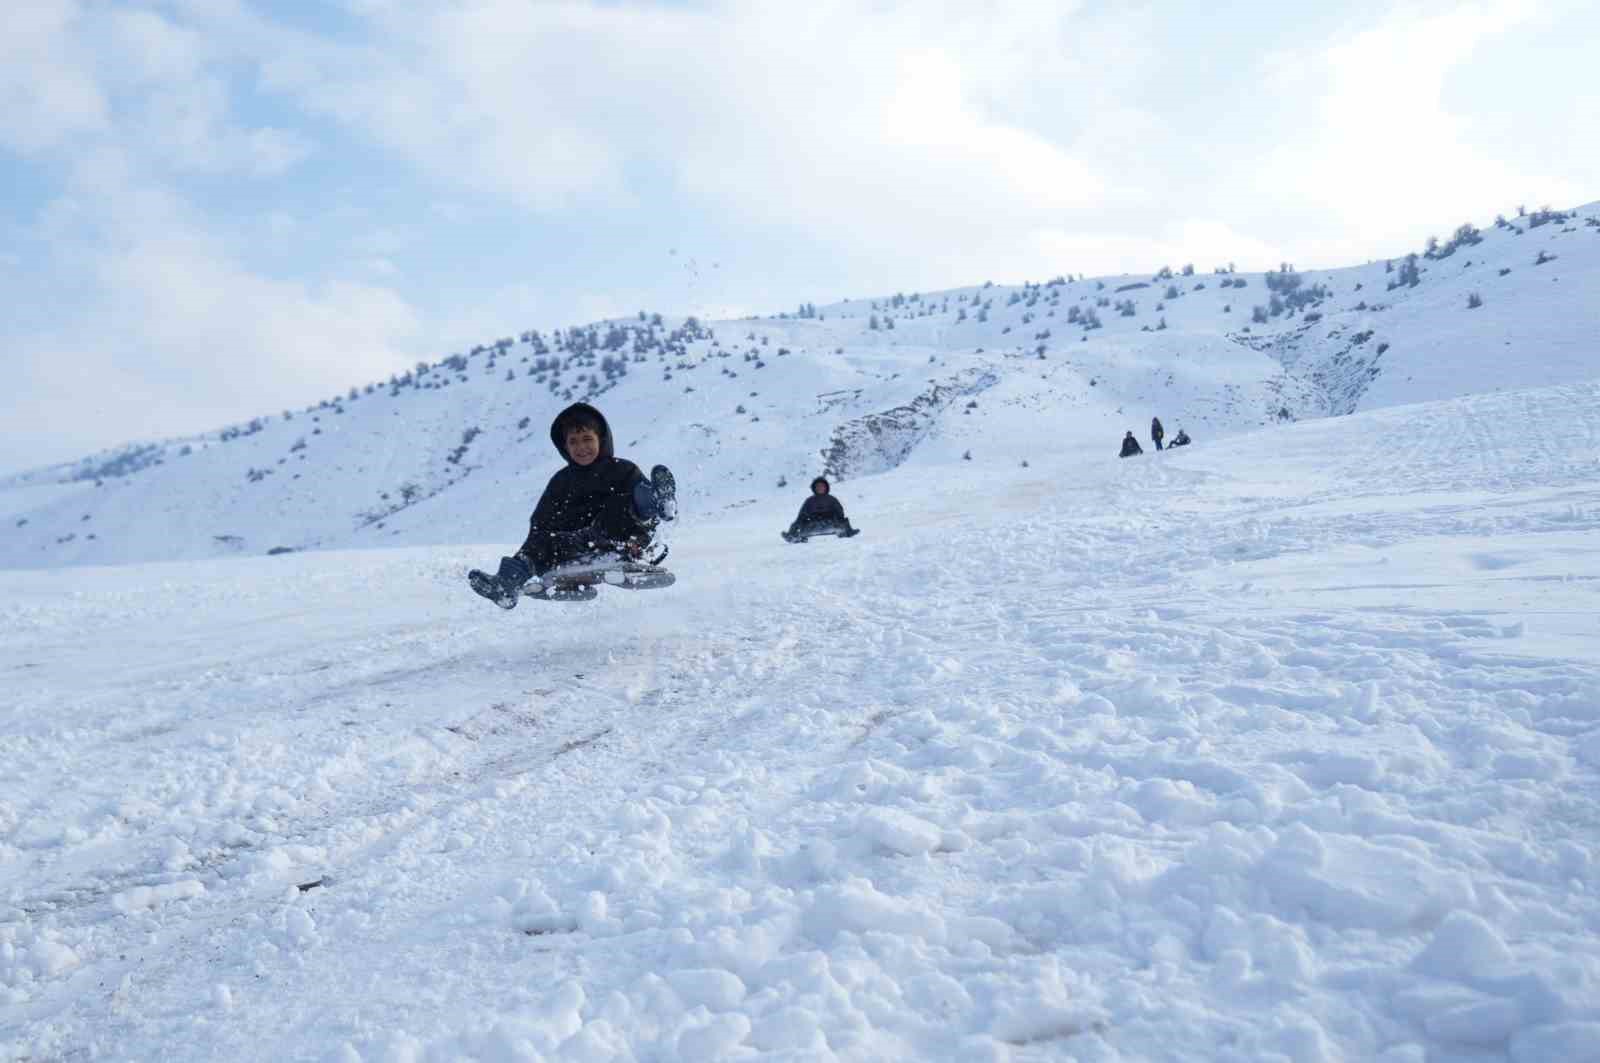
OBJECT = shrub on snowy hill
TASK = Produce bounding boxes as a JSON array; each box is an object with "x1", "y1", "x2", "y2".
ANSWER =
[
  {"x1": 1263, "y1": 263, "x2": 1300, "y2": 293},
  {"x1": 1389, "y1": 255, "x2": 1422, "y2": 289},
  {"x1": 59, "y1": 443, "x2": 171, "y2": 483},
  {"x1": 1527, "y1": 205, "x2": 1569, "y2": 228},
  {"x1": 1424, "y1": 222, "x2": 1483, "y2": 259}
]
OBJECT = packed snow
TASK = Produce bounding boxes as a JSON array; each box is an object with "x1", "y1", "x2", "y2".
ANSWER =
[{"x1": 5, "y1": 374, "x2": 1600, "y2": 1060}]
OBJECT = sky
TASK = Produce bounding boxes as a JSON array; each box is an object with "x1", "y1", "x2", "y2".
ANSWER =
[{"x1": 2, "y1": 0, "x2": 1597, "y2": 475}]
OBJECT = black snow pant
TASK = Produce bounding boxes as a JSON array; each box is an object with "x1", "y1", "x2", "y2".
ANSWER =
[{"x1": 523, "y1": 526, "x2": 639, "y2": 576}]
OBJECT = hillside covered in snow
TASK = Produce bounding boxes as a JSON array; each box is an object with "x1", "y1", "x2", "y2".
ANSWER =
[
  {"x1": 2, "y1": 202, "x2": 1596, "y2": 571},
  {"x1": 5, "y1": 375, "x2": 1600, "y2": 1061}
]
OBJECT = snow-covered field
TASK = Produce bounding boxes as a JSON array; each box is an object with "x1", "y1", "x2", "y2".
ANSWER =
[{"x1": 6, "y1": 380, "x2": 1600, "y2": 1062}]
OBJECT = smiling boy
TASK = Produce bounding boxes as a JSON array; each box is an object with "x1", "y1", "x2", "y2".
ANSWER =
[{"x1": 468, "y1": 403, "x2": 676, "y2": 608}]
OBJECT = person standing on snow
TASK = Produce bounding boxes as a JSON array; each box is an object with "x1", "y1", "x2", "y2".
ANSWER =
[
  {"x1": 468, "y1": 402, "x2": 676, "y2": 609},
  {"x1": 1151, "y1": 416, "x2": 1165, "y2": 451}
]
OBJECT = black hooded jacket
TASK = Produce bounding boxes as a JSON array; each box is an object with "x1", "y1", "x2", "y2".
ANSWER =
[
  {"x1": 518, "y1": 403, "x2": 648, "y2": 564},
  {"x1": 793, "y1": 477, "x2": 847, "y2": 526},
  {"x1": 1120, "y1": 433, "x2": 1143, "y2": 457}
]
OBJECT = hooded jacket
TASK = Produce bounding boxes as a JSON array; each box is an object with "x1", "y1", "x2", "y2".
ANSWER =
[
  {"x1": 1120, "y1": 432, "x2": 1144, "y2": 457},
  {"x1": 794, "y1": 477, "x2": 847, "y2": 526},
  {"x1": 518, "y1": 403, "x2": 648, "y2": 563}
]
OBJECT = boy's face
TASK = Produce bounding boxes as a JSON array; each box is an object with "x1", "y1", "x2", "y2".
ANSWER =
[
  {"x1": 813, "y1": 482, "x2": 827, "y2": 495},
  {"x1": 566, "y1": 427, "x2": 601, "y2": 466}
]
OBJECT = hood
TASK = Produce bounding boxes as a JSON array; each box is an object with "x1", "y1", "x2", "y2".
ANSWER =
[
  {"x1": 811, "y1": 477, "x2": 831, "y2": 494},
  {"x1": 549, "y1": 402, "x2": 615, "y2": 463}
]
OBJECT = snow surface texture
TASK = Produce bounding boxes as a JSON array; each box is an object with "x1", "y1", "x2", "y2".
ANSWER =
[
  {"x1": 5, "y1": 380, "x2": 1600, "y2": 1061},
  {"x1": 2, "y1": 203, "x2": 1597, "y2": 570}
]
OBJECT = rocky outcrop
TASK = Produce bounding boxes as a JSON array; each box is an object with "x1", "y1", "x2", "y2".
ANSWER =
[{"x1": 820, "y1": 368, "x2": 999, "y2": 479}]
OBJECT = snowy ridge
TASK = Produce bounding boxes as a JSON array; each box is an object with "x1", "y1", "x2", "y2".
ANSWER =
[
  {"x1": 2, "y1": 201, "x2": 1596, "y2": 570},
  {"x1": 4, "y1": 378, "x2": 1600, "y2": 1060}
]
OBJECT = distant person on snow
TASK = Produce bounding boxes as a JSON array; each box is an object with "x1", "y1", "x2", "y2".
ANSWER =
[
  {"x1": 468, "y1": 402, "x2": 676, "y2": 608},
  {"x1": 1169, "y1": 428, "x2": 1192, "y2": 448},
  {"x1": 1151, "y1": 416, "x2": 1165, "y2": 451},
  {"x1": 1120, "y1": 431, "x2": 1144, "y2": 458},
  {"x1": 786, "y1": 477, "x2": 856, "y2": 539}
]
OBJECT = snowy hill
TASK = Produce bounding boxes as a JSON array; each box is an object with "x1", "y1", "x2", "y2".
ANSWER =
[
  {"x1": 2, "y1": 201, "x2": 1596, "y2": 570},
  {"x1": 4, "y1": 378, "x2": 1599, "y2": 1061}
]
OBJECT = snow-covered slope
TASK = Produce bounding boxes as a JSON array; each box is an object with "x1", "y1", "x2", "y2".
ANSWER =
[
  {"x1": 3, "y1": 202, "x2": 1596, "y2": 570},
  {"x1": 4, "y1": 380, "x2": 1599, "y2": 1061}
]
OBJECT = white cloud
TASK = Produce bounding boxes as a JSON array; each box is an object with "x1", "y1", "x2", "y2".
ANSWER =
[
  {"x1": 2, "y1": 147, "x2": 423, "y2": 470},
  {"x1": 258, "y1": 0, "x2": 1135, "y2": 240},
  {"x1": 105, "y1": 6, "x2": 209, "y2": 85},
  {"x1": 0, "y1": 0, "x2": 108, "y2": 154},
  {"x1": 1246, "y1": 0, "x2": 1581, "y2": 264}
]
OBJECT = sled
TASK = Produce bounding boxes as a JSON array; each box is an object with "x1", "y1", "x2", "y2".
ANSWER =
[
  {"x1": 781, "y1": 526, "x2": 861, "y2": 544},
  {"x1": 521, "y1": 558, "x2": 676, "y2": 601}
]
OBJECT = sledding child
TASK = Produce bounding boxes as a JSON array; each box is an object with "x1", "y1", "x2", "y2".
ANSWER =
[
  {"x1": 469, "y1": 402, "x2": 676, "y2": 609},
  {"x1": 785, "y1": 477, "x2": 856, "y2": 540}
]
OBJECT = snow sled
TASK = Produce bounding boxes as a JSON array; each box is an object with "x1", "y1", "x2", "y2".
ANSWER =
[
  {"x1": 522, "y1": 557, "x2": 675, "y2": 602},
  {"x1": 781, "y1": 525, "x2": 861, "y2": 544}
]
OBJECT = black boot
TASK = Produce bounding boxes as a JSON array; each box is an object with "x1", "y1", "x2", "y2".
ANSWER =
[
  {"x1": 468, "y1": 554, "x2": 532, "y2": 610},
  {"x1": 630, "y1": 465, "x2": 677, "y2": 523},
  {"x1": 651, "y1": 465, "x2": 677, "y2": 521}
]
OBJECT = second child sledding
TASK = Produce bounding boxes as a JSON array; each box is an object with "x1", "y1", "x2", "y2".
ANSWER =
[
  {"x1": 782, "y1": 477, "x2": 860, "y2": 543},
  {"x1": 468, "y1": 403, "x2": 676, "y2": 608}
]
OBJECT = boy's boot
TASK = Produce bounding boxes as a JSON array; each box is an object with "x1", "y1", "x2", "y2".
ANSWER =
[
  {"x1": 651, "y1": 465, "x2": 677, "y2": 521},
  {"x1": 631, "y1": 465, "x2": 677, "y2": 522},
  {"x1": 468, "y1": 554, "x2": 532, "y2": 609}
]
